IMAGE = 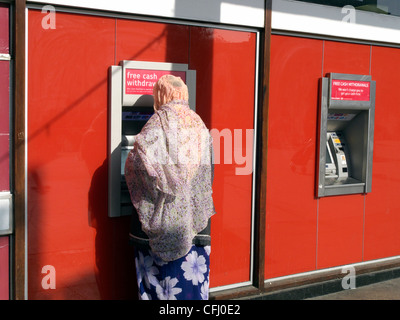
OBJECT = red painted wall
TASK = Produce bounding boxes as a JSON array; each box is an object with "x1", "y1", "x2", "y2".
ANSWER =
[
  {"x1": 0, "y1": 237, "x2": 9, "y2": 300},
  {"x1": 364, "y1": 45, "x2": 400, "y2": 261},
  {"x1": 27, "y1": 10, "x2": 256, "y2": 299},
  {"x1": 0, "y1": 3, "x2": 9, "y2": 54},
  {"x1": 265, "y1": 34, "x2": 400, "y2": 279},
  {"x1": 0, "y1": 3, "x2": 9, "y2": 300},
  {"x1": 0, "y1": 59, "x2": 10, "y2": 192},
  {"x1": 190, "y1": 27, "x2": 256, "y2": 287},
  {"x1": 0, "y1": 3, "x2": 9, "y2": 191}
]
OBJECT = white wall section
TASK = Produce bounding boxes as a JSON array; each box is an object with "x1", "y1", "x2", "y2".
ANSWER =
[
  {"x1": 27, "y1": 0, "x2": 265, "y2": 28},
  {"x1": 272, "y1": 0, "x2": 400, "y2": 45}
]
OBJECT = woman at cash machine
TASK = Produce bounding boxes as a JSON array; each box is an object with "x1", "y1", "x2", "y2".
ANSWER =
[{"x1": 124, "y1": 75, "x2": 216, "y2": 300}]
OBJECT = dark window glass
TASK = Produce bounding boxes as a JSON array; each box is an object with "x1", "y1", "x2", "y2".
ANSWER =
[{"x1": 295, "y1": 1, "x2": 400, "y2": 17}]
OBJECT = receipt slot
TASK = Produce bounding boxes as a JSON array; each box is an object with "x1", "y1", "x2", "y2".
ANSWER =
[
  {"x1": 108, "y1": 61, "x2": 196, "y2": 217},
  {"x1": 317, "y1": 73, "x2": 376, "y2": 197}
]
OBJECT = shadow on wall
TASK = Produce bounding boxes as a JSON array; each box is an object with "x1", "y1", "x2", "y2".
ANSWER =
[{"x1": 88, "y1": 159, "x2": 137, "y2": 300}]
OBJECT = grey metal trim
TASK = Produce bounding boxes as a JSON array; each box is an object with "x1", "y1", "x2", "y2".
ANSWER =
[
  {"x1": 317, "y1": 77, "x2": 329, "y2": 198},
  {"x1": 24, "y1": 6, "x2": 29, "y2": 300},
  {"x1": 209, "y1": 281, "x2": 253, "y2": 293},
  {"x1": 324, "y1": 184, "x2": 365, "y2": 197},
  {"x1": 365, "y1": 81, "x2": 376, "y2": 193},
  {"x1": 108, "y1": 66, "x2": 122, "y2": 218},
  {"x1": 186, "y1": 69, "x2": 196, "y2": 111}
]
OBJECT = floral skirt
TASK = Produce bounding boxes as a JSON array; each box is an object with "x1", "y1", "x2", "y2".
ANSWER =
[{"x1": 134, "y1": 245, "x2": 210, "y2": 300}]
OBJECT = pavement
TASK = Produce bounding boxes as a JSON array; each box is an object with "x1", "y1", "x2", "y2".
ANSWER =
[
  {"x1": 307, "y1": 276, "x2": 400, "y2": 300},
  {"x1": 238, "y1": 267, "x2": 400, "y2": 300}
]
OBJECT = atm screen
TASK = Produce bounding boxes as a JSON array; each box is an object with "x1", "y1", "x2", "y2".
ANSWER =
[
  {"x1": 122, "y1": 107, "x2": 153, "y2": 135},
  {"x1": 121, "y1": 108, "x2": 154, "y2": 176},
  {"x1": 122, "y1": 111, "x2": 153, "y2": 122}
]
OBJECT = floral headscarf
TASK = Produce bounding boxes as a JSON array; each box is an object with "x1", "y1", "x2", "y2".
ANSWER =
[
  {"x1": 153, "y1": 74, "x2": 189, "y2": 111},
  {"x1": 125, "y1": 75, "x2": 215, "y2": 261}
]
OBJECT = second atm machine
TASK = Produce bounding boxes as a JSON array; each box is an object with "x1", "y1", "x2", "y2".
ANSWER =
[
  {"x1": 108, "y1": 60, "x2": 196, "y2": 217},
  {"x1": 317, "y1": 73, "x2": 376, "y2": 197}
]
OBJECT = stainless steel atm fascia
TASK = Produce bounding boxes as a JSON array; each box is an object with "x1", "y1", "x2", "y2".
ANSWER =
[
  {"x1": 317, "y1": 73, "x2": 376, "y2": 198},
  {"x1": 0, "y1": 192, "x2": 13, "y2": 236},
  {"x1": 108, "y1": 60, "x2": 196, "y2": 217}
]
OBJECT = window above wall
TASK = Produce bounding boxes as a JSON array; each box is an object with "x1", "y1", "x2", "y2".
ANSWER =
[{"x1": 295, "y1": 0, "x2": 400, "y2": 17}]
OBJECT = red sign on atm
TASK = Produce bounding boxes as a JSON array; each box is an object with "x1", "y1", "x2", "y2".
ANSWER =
[
  {"x1": 331, "y1": 80, "x2": 370, "y2": 101},
  {"x1": 125, "y1": 69, "x2": 186, "y2": 95}
]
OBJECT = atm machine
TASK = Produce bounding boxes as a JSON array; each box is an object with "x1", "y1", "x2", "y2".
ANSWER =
[
  {"x1": 316, "y1": 73, "x2": 376, "y2": 197},
  {"x1": 108, "y1": 60, "x2": 196, "y2": 217}
]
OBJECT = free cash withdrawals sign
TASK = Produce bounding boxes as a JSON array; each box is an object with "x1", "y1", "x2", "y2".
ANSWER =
[
  {"x1": 331, "y1": 79, "x2": 370, "y2": 101},
  {"x1": 125, "y1": 69, "x2": 187, "y2": 95}
]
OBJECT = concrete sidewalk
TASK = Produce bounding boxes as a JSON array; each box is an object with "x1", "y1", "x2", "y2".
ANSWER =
[
  {"x1": 238, "y1": 267, "x2": 400, "y2": 300},
  {"x1": 307, "y1": 276, "x2": 400, "y2": 300}
]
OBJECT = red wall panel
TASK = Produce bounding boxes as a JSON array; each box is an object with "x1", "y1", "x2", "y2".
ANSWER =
[
  {"x1": 0, "y1": 4, "x2": 9, "y2": 300},
  {"x1": 316, "y1": 40, "x2": 371, "y2": 268},
  {"x1": 27, "y1": 11, "x2": 134, "y2": 299},
  {"x1": 0, "y1": 61, "x2": 9, "y2": 134},
  {"x1": 190, "y1": 27, "x2": 256, "y2": 287},
  {"x1": 322, "y1": 41, "x2": 371, "y2": 76},
  {"x1": 364, "y1": 46, "x2": 400, "y2": 260},
  {"x1": 0, "y1": 237, "x2": 9, "y2": 300},
  {"x1": 265, "y1": 35, "x2": 321, "y2": 279},
  {"x1": 0, "y1": 134, "x2": 9, "y2": 191},
  {"x1": 317, "y1": 195, "x2": 364, "y2": 269},
  {"x1": 28, "y1": 10, "x2": 257, "y2": 298},
  {"x1": 0, "y1": 60, "x2": 9, "y2": 191},
  {"x1": 25, "y1": 9, "x2": 400, "y2": 294},
  {"x1": 0, "y1": 4, "x2": 9, "y2": 54},
  {"x1": 266, "y1": 36, "x2": 379, "y2": 279},
  {"x1": 0, "y1": 2, "x2": 9, "y2": 193},
  {"x1": 115, "y1": 19, "x2": 189, "y2": 64}
]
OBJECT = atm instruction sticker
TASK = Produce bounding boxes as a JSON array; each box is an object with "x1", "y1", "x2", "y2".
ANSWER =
[
  {"x1": 331, "y1": 80, "x2": 370, "y2": 101},
  {"x1": 125, "y1": 69, "x2": 186, "y2": 95}
]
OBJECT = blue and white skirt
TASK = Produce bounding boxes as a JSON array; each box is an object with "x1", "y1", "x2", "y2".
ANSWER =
[{"x1": 134, "y1": 245, "x2": 211, "y2": 300}]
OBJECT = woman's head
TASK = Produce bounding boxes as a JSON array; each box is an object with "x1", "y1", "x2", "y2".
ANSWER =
[{"x1": 153, "y1": 75, "x2": 189, "y2": 111}]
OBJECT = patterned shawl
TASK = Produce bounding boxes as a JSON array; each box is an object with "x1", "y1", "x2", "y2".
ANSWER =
[{"x1": 124, "y1": 75, "x2": 215, "y2": 261}]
